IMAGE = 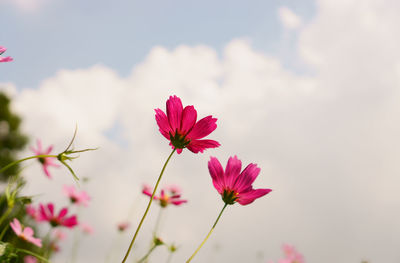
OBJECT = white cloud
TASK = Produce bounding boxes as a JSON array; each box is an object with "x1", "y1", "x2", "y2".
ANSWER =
[
  {"x1": 278, "y1": 6, "x2": 303, "y2": 30},
  {"x1": 4, "y1": 0, "x2": 400, "y2": 262}
]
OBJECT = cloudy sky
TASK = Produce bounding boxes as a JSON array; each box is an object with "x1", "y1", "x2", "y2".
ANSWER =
[{"x1": 1, "y1": 0, "x2": 400, "y2": 262}]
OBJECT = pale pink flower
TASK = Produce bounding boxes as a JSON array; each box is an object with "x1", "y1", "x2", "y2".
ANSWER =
[
  {"x1": 10, "y1": 218, "x2": 42, "y2": 247},
  {"x1": 24, "y1": 256, "x2": 37, "y2": 263},
  {"x1": 31, "y1": 140, "x2": 60, "y2": 178},
  {"x1": 63, "y1": 185, "x2": 90, "y2": 206},
  {"x1": 26, "y1": 204, "x2": 40, "y2": 221},
  {"x1": 208, "y1": 156, "x2": 272, "y2": 205},
  {"x1": 80, "y1": 223, "x2": 94, "y2": 234},
  {"x1": 0, "y1": 46, "x2": 13, "y2": 62},
  {"x1": 279, "y1": 244, "x2": 305, "y2": 263},
  {"x1": 53, "y1": 229, "x2": 66, "y2": 240},
  {"x1": 117, "y1": 221, "x2": 130, "y2": 232},
  {"x1": 155, "y1": 95, "x2": 220, "y2": 154},
  {"x1": 39, "y1": 203, "x2": 78, "y2": 228},
  {"x1": 142, "y1": 184, "x2": 187, "y2": 208}
]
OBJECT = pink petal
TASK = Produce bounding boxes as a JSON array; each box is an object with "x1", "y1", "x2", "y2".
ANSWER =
[
  {"x1": 58, "y1": 207, "x2": 68, "y2": 218},
  {"x1": 224, "y1": 156, "x2": 242, "y2": 189},
  {"x1": 166, "y1": 95, "x2": 183, "y2": 132},
  {"x1": 43, "y1": 165, "x2": 52, "y2": 178},
  {"x1": 22, "y1": 227, "x2": 34, "y2": 238},
  {"x1": 186, "y1": 139, "x2": 220, "y2": 153},
  {"x1": 237, "y1": 188, "x2": 272, "y2": 205},
  {"x1": 171, "y1": 199, "x2": 187, "y2": 206},
  {"x1": 180, "y1": 105, "x2": 197, "y2": 135},
  {"x1": 186, "y1": 116, "x2": 217, "y2": 140},
  {"x1": 208, "y1": 157, "x2": 225, "y2": 194},
  {"x1": 10, "y1": 218, "x2": 22, "y2": 235},
  {"x1": 63, "y1": 215, "x2": 78, "y2": 228},
  {"x1": 0, "y1": 46, "x2": 6, "y2": 53},
  {"x1": 0, "y1": 56, "x2": 13, "y2": 62},
  {"x1": 27, "y1": 236, "x2": 42, "y2": 247},
  {"x1": 155, "y1": 109, "x2": 171, "y2": 139},
  {"x1": 232, "y1": 163, "x2": 261, "y2": 192},
  {"x1": 45, "y1": 145, "x2": 54, "y2": 154}
]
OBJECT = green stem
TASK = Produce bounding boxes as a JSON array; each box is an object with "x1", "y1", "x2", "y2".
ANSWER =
[
  {"x1": 0, "y1": 224, "x2": 9, "y2": 240},
  {"x1": 136, "y1": 244, "x2": 157, "y2": 263},
  {"x1": 16, "y1": 248, "x2": 50, "y2": 263},
  {"x1": 186, "y1": 203, "x2": 228, "y2": 263},
  {"x1": 121, "y1": 148, "x2": 176, "y2": 263},
  {"x1": 0, "y1": 206, "x2": 13, "y2": 226},
  {"x1": 0, "y1": 155, "x2": 58, "y2": 174}
]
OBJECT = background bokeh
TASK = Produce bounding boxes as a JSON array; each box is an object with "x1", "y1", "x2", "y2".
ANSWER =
[{"x1": 1, "y1": 0, "x2": 400, "y2": 262}]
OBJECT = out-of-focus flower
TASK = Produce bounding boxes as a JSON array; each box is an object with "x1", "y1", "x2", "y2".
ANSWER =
[
  {"x1": 142, "y1": 184, "x2": 187, "y2": 208},
  {"x1": 24, "y1": 255, "x2": 37, "y2": 263},
  {"x1": 53, "y1": 229, "x2": 66, "y2": 240},
  {"x1": 10, "y1": 218, "x2": 42, "y2": 247},
  {"x1": 63, "y1": 185, "x2": 90, "y2": 206},
  {"x1": 31, "y1": 140, "x2": 60, "y2": 178},
  {"x1": 80, "y1": 223, "x2": 94, "y2": 234},
  {"x1": 279, "y1": 244, "x2": 305, "y2": 263},
  {"x1": 155, "y1": 95, "x2": 220, "y2": 154},
  {"x1": 26, "y1": 204, "x2": 40, "y2": 221},
  {"x1": 39, "y1": 203, "x2": 78, "y2": 228},
  {"x1": 208, "y1": 156, "x2": 271, "y2": 205},
  {"x1": 117, "y1": 221, "x2": 130, "y2": 232},
  {"x1": 0, "y1": 46, "x2": 13, "y2": 62}
]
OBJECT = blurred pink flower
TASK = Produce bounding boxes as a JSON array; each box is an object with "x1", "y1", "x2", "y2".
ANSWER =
[
  {"x1": 117, "y1": 221, "x2": 130, "y2": 232},
  {"x1": 279, "y1": 244, "x2": 305, "y2": 263},
  {"x1": 24, "y1": 256, "x2": 37, "y2": 263},
  {"x1": 39, "y1": 203, "x2": 78, "y2": 228},
  {"x1": 63, "y1": 185, "x2": 90, "y2": 206},
  {"x1": 10, "y1": 218, "x2": 42, "y2": 247},
  {"x1": 26, "y1": 204, "x2": 40, "y2": 221},
  {"x1": 155, "y1": 95, "x2": 220, "y2": 154},
  {"x1": 31, "y1": 140, "x2": 60, "y2": 178},
  {"x1": 142, "y1": 184, "x2": 187, "y2": 208},
  {"x1": 53, "y1": 229, "x2": 67, "y2": 240},
  {"x1": 80, "y1": 223, "x2": 94, "y2": 234},
  {"x1": 208, "y1": 156, "x2": 271, "y2": 205},
  {"x1": 0, "y1": 46, "x2": 13, "y2": 62}
]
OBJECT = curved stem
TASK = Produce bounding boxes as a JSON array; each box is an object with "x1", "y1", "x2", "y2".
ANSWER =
[
  {"x1": 186, "y1": 203, "x2": 228, "y2": 263},
  {"x1": 0, "y1": 154, "x2": 58, "y2": 174},
  {"x1": 121, "y1": 148, "x2": 176, "y2": 263},
  {"x1": 16, "y1": 248, "x2": 50, "y2": 263},
  {"x1": 0, "y1": 206, "x2": 13, "y2": 227}
]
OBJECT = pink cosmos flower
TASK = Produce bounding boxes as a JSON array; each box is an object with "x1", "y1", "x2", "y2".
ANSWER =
[
  {"x1": 63, "y1": 185, "x2": 90, "y2": 206},
  {"x1": 155, "y1": 95, "x2": 220, "y2": 154},
  {"x1": 279, "y1": 244, "x2": 305, "y2": 263},
  {"x1": 10, "y1": 218, "x2": 42, "y2": 247},
  {"x1": 38, "y1": 203, "x2": 78, "y2": 228},
  {"x1": 31, "y1": 140, "x2": 60, "y2": 178},
  {"x1": 0, "y1": 46, "x2": 13, "y2": 62},
  {"x1": 26, "y1": 204, "x2": 40, "y2": 221},
  {"x1": 208, "y1": 156, "x2": 272, "y2": 205},
  {"x1": 142, "y1": 184, "x2": 187, "y2": 208},
  {"x1": 117, "y1": 221, "x2": 130, "y2": 232},
  {"x1": 24, "y1": 256, "x2": 38, "y2": 263},
  {"x1": 80, "y1": 223, "x2": 94, "y2": 234}
]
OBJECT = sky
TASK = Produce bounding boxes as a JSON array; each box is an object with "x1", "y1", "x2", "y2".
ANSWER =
[{"x1": 1, "y1": 0, "x2": 400, "y2": 263}]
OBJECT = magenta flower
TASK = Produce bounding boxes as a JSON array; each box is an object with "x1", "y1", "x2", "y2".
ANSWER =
[
  {"x1": 142, "y1": 184, "x2": 187, "y2": 208},
  {"x1": 0, "y1": 46, "x2": 13, "y2": 62},
  {"x1": 208, "y1": 156, "x2": 272, "y2": 205},
  {"x1": 63, "y1": 185, "x2": 91, "y2": 206},
  {"x1": 26, "y1": 204, "x2": 40, "y2": 221},
  {"x1": 39, "y1": 203, "x2": 78, "y2": 228},
  {"x1": 155, "y1": 95, "x2": 220, "y2": 154},
  {"x1": 31, "y1": 140, "x2": 60, "y2": 178},
  {"x1": 10, "y1": 218, "x2": 42, "y2": 247}
]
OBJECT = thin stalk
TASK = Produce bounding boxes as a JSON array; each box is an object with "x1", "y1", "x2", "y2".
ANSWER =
[
  {"x1": 121, "y1": 148, "x2": 176, "y2": 263},
  {"x1": 136, "y1": 244, "x2": 157, "y2": 263},
  {"x1": 0, "y1": 224, "x2": 9, "y2": 240},
  {"x1": 16, "y1": 248, "x2": 50, "y2": 263},
  {"x1": 0, "y1": 206, "x2": 13, "y2": 226},
  {"x1": 186, "y1": 203, "x2": 228, "y2": 263},
  {"x1": 0, "y1": 155, "x2": 58, "y2": 174}
]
